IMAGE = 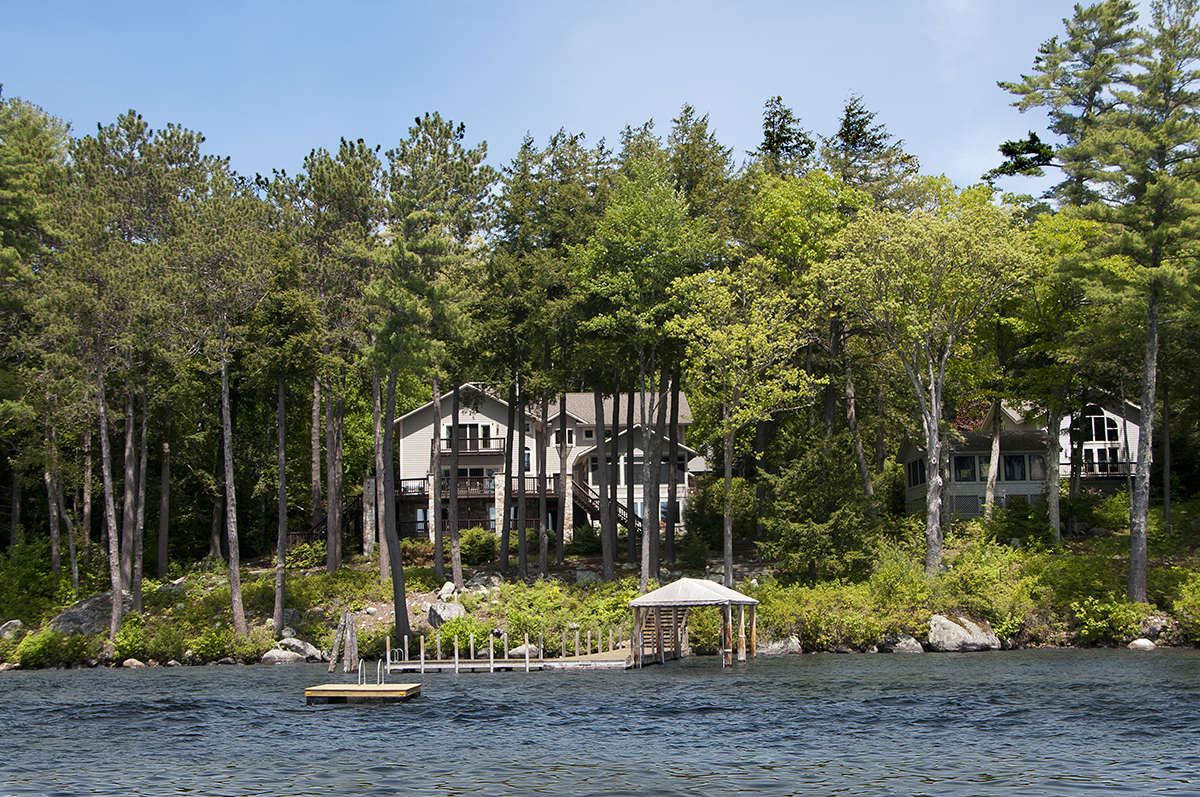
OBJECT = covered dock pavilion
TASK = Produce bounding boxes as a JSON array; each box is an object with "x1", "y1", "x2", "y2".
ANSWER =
[{"x1": 629, "y1": 578, "x2": 759, "y2": 668}]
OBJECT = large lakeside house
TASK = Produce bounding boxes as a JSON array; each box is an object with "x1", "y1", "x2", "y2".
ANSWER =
[
  {"x1": 900, "y1": 398, "x2": 1142, "y2": 519},
  {"x1": 375, "y1": 383, "x2": 701, "y2": 543}
]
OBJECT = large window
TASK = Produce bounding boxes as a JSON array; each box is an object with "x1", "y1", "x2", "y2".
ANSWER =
[
  {"x1": 1029, "y1": 454, "x2": 1046, "y2": 481},
  {"x1": 906, "y1": 459, "x2": 926, "y2": 489},
  {"x1": 954, "y1": 455, "x2": 977, "y2": 482},
  {"x1": 1003, "y1": 455, "x2": 1026, "y2": 482},
  {"x1": 1082, "y1": 406, "x2": 1120, "y2": 443},
  {"x1": 978, "y1": 454, "x2": 991, "y2": 481}
]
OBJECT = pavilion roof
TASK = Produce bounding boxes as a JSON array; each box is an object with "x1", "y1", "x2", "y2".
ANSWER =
[{"x1": 628, "y1": 577, "x2": 759, "y2": 608}]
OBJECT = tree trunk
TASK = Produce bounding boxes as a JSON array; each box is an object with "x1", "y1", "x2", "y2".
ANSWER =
[
  {"x1": 449, "y1": 384, "x2": 464, "y2": 589},
  {"x1": 517, "y1": 383, "x2": 528, "y2": 580},
  {"x1": 431, "y1": 374, "x2": 444, "y2": 581},
  {"x1": 325, "y1": 377, "x2": 342, "y2": 572},
  {"x1": 54, "y1": 477, "x2": 79, "y2": 596},
  {"x1": 133, "y1": 390, "x2": 148, "y2": 612},
  {"x1": 666, "y1": 370, "x2": 680, "y2": 563},
  {"x1": 610, "y1": 385, "x2": 621, "y2": 560},
  {"x1": 45, "y1": 468, "x2": 61, "y2": 577},
  {"x1": 273, "y1": 373, "x2": 287, "y2": 639},
  {"x1": 723, "y1": 404, "x2": 735, "y2": 589},
  {"x1": 373, "y1": 370, "x2": 388, "y2": 580},
  {"x1": 1129, "y1": 293, "x2": 1159, "y2": 604},
  {"x1": 625, "y1": 381, "x2": 636, "y2": 565},
  {"x1": 382, "y1": 370, "x2": 412, "y2": 640},
  {"x1": 823, "y1": 317, "x2": 844, "y2": 437},
  {"x1": 537, "y1": 389, "x2": 549, "y2": 580},
  {"x1": 95, "y1": 354, "x2": 124, "y2": 641},
  {"x1": 922, "y1": 395, "x2": 945, "y2": 578},
  {"x1": 311, "y1": 376, "x2": 323, "y2": 530},
  {"x1": 220, "y1": 337, "x2": 248, "y2": 637},
  {"x1": 557, "y1": 389, "x2": 567, "y2": 568},
  {"x1": 648, "y1": 366, "x2": 668, "y2": 579},
  {"x1": 158, "y1": 408, "x2": 171, "y2": 579},
  {"x1": 9, "y1": 467, "x2": 21, "y2": 546},
  {"x1": 1045, "y1": 406, "x2": 1063, "y2": 544},
  {"x1": 875, "y1": 381, "x2": 887, "y2": 475},
  {"x1": 82, "y1": 428, "x2": 92, "y2": 567},
  {"x1": 209, "y1": 442, "x2": 225, "y2": 560},
  {"x1": 594, "y1": 386, "x2": 613, "y2": 581},
  {"x1": 121, "y1": 388, "x2": 136, "y2": 590},
  {"x1": 984, "y1": 400, "x2": 1001, "y2": 520},
  {"x1": 845, "y1": 355, "x2": 874, "y2": 498},
  {"x1": 500, "y1": 380, "x2": 515, "y2": 574},
  {"x1": 1163, "y1": 378, "x2": 1171, "y2": 539}
]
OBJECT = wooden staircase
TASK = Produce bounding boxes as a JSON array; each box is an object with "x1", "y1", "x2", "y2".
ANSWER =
[{"x1": 572, "y1": 481, "x2": 643, "y2": 534}]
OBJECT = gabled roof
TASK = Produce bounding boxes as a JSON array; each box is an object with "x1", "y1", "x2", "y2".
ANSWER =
[
  {"x1": 628, "y1": 577, "x2": 758, "y2": 608},
  {"x1": 548, "y1": 392, "x2": 693, "y2": 426}
]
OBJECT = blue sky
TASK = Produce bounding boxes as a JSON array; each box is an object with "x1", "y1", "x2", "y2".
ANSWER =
[{"x1": 3, "y1": 1, "x2": 1101, "y2": 197}]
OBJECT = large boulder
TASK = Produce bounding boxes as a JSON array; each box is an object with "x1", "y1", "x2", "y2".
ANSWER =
[
  {"x1": 262, "y1": 648, "x2": 308, "y2": 665},
  {"x1": 49, "y1": 591, "x2": 133, "y2": 636},
  {"x1": 1128, "y1": 638, "x2": 1156, "y2": 651},
  {"x1": 928, "y1": 615, "x2": 1000, "y2": 652},
  {"x1": 878, "y1": 633, "x2": 925, "y2": 654},
  {"x1": 438, "y1": 581, "x2": 458, "y2": 601},
  {"x1": 122, "y1": 658, "x2": 146, "y2": 668},
  {"x1": 428, "y1": 602, "x2": 466, "y2": 628},
  {"x1": 0, "y1": 619, "x2": 24, "y2": 640},
  {"x1": 508, "y1": 642, "x2": 540, "y2": 658},
  {"x1": 760, "y1": 635, "x2": 802, "y2": 655},
  {"x1": 278, "y1": 637, "x2": 323, "y2": 661},
  {"x1": 575, "y1": 569, "x2": 600, "y2": 585},
  {"x1": 466, "y1": 571, "x2": 503, "y2": 590}
]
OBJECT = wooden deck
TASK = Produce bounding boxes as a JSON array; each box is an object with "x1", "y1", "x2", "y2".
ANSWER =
[{"x1": 305, "y1": 682, "x2": 422, "y2": 705}]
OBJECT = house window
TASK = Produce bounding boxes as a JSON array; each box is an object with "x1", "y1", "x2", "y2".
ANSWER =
[
  {"x1": 1083, "y1": 406, "x2": 1120, "y2": 443},
  {"x1": 523, "y1": 447, "x2": 530, "y2": 472},
  {"x1": 583, "y1": 428, "x2": 594, "y2": 439},
  {"x1": 554, "y1": 429, "x2": 574, "y2": 446},
  {"x1": 1029, "y1": 454, "x2": 1046, "y2": 481},
  {"x1": 632, "y1": 457, "x2": 644, "y2": 484},
  {"x1": 954, "y1": 456, "x2": 976, "y2": 482},
  {"x1": 906, "y1": 459, "x2": 926, "y2": 489},
  {"x1": 978, "y1": 455, "x2": 991, "y2": 481},
  {"x1": 1003, "y1": 455, "x2": 1026, "y2": 481}
]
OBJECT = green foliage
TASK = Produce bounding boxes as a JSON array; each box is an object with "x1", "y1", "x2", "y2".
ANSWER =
[
  {"x1": 933, "y1": 526, "x2": 1046, "y2": 633},
  {"x1": 677, "y1": 530, "x2": 710, "y2": 571},
  {"x1": 458, "y1": 527, "x2": 498, "y2": 567},
  {"x1": 15, "y1": 629, "x2": 98, "y2": 668},
  {"x1": 402, "y1": 567, "x2": 440, "y2": 593},
  {"x1": 687, "y1": 606, "x2": 721, "y2": 654},
  {"x1": 565, "y1": 523, "x2": 602, "y2": 557},
  {"x1": 114, "y1": 613, "x2": 148, "y2": 661},
  {"x1": 286, "y1": 540, "x2": 327, "y2": 569},
  {"x1": 430, "y1": 615, "x2": 496, "y2": 653},
  {"x1": 188, "y1": 626, "x2": 234, "y2": 662},
  {"x1": 0, "y1": 543, "x2": 62, "y2": 625},
  {"x1": 1174, "y1": 571, "x2": 1200, "y2": 641},
  {"x1": 1069, "y1": 596, "x2": 1147, "y2": 645},
  {"x1": 684, "y1": 473, "x2": 756, "y2": 548},
  {"x1": 981, "y1": 495, "x2": 1054, "y2": 546},
  {"x1": 761, "y1": 431, "x2": 883, "y2": 582}
]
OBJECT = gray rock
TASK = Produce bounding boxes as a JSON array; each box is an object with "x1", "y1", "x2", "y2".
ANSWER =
[
  {"x1": 165, "y1": 660, "x2": 182, "y2": 667},
  {"x1": 122, "y1": 658, "x2": 146, "y2": 668},
  {"x1": 508, "y1": 642, "x2": 541, "y2": 658},
  {"x1": 760, "y1": 635, "x2": 802, "y2": 655},
  {"x1": 49, "y1": 591, "x2": 133, "y2": 636},
  {"x1": 215, "y1": 657, "x2": 238, "y2": 665},
  {"x1": 879, "y1": 633, "x2": 925, "y2": 654},
  {"x1": 428, "y1": 601, "x2": 466, "y2": 628},
  {"x1": 0, "y1": 662, "x2": 15, "y2": 673},
  {"x1": 575, "y1": 569, "x2": 600, "y2": 584},
  {"x1": 281, "y1": 626, "x2": 297, "y2": 639},
  {"x1": 0, "y1": 619, "x2": 24, "y2": 640},
  {"x1": 1139, "y1": 614, "x2": 1173, "y2": 641},
  {"x1": 278, "y1": 637, "x2": 323, "y2": 661},
  {"x1": 364, "y1": 606, "x2": 377, "y2": 615},
  {"x1": 1128, "y1": 638, "x2": 1156, "y2": 651},
  {"x1": 438, "y1": 581, "x2": 458, "y2": 601},
  {"x1": 262, "y1": 648, "x2": 308, "y2": 665},
  {"x1": 928, "y1": 614, "x2": 1000, "y2": 652},
  {"x1": 1089, "y1": 527, "x2": 1111, "y2": 538},
  {"x1": 154, "y1": 577, "x2": 188, "y2": 595},
  {"x1": 466, "y1": 571, "x2": 503, "y2": 589}
]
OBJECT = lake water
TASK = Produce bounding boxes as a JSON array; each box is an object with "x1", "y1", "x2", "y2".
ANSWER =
[{"x1": 3, "y1": 649, "x2": 1199, "y2": 796}]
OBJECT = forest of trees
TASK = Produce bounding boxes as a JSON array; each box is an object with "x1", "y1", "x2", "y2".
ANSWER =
[{"x1": 1, "y1": 0, "x2": 1198, "y2": 643}]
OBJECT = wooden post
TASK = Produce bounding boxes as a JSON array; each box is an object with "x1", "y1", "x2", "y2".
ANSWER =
[
  {"x1": 503, "y1": 632, "x2": 509, "y2": 659},
  {"x1": 749, "y1": 606, "x2": 757, "y2": 660},
  {"x1": 454, "y1": 635, "x2": 459, "y2": 674},
  {"x1": 489, "y1": 635, "x2": 495, "y2": 672},
  {"x1": 403, "y1": 634, "x2": 409, "y2": 662},
  {"x1": 657, "y1": 608, "x2": 665, "y2": 664},
  {"x1": 419, "y1": 635, "x2": 425, "y2": 674},
  {"x1": 723, "y1": 604, "x2": 733, "y2": 667},
  {"x1": 609, "y1": 627, "x2": 614, "y2": 652},
  {"x1": 436, "y1": 631, "x2": 442, "y2": 661},
  {"x1": 631, "y1": 609, "x2": 641, "y2": 669},
  {"x1": 561, "y1": 629, "x2": 566, "y2": 658},
  {"x1": 345, "y1": 614, "x2": 359, "y2": 674},
  {"x1": 586, "y1": 629, "x2": 591, "y2": 655},
  {"x1": 328, "y1": 613, "x2": 346, "y2": 673},
  {"x1": 385, "y1": 635, "x2": 391, "y2": 673},
  {"x1": 470, "y1": 633, "x2": 475, "y2": 661},
  {"x1": 575, "y1": 629, "x2": 580, "y2": 656},
  {"x1": 737, "y1": 605, "x2": 746, "y2": 663},
  {"x1": 524, "y1": 633, "x2": 530, "y2": 672}
]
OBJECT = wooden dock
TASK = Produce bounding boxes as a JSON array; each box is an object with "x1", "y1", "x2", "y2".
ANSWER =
[{"x1": 305, "y1": 682, "x2": 422, "y2": 705}]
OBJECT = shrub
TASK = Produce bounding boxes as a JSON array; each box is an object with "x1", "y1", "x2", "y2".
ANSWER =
[
  {"x1": 1069, "y1": 595, "x2": 1147, "y2": 645},
  {"x1": 188, "y1": 626, "x2": 234, "y2": 662},
  {"x1": 1170, "y1": 571, "x2": 1200, "y2": 641},
  {"x1": 286, "y1": 540, "x2": 327, "y2": 569},
  {"x1": 685, "y1": 474, "x2": 756, "y2": 549},
  {"x1": 687, "y1": 606, "x2": 721, "y2": 654},
  {"x1": 0, "y1": 543, "x2": 61, "y2": 625},
  {"x1": 565, "y1": 523, "x2": 602, "y2": 557},
  {"x1": 677, "y1": 530, "x2": 710, "y2": 571},
  {"x1": 15, "y1": 629, "x2": 98, "y2": 668},
  {"x1": 458, "y1": 527, "x2": 498, "y2": 566},
  {"x1": 114, "y1": 613, "x2": 148, "y2": 661},
  {"x1": 402, "y1": 566, "x2": 440, "y2": 593}
]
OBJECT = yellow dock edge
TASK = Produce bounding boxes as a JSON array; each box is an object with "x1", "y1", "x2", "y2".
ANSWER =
[{"x1": 305, "y1": 683, "x2": 421, "y2": 705}]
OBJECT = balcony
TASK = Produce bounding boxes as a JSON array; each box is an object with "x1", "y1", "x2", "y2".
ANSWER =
[{"x1": 434, "y1": 438, "x2": 505, "y2": 457}]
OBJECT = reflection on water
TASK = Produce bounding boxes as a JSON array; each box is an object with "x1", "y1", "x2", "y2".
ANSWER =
[{"x1": 3, "y1": 649, "x2": 1200, "y2": 796}]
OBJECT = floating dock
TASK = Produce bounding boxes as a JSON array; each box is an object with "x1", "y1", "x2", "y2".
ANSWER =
[{"x1": 305, "y1": 682, "x2": 421, "y2": 705}]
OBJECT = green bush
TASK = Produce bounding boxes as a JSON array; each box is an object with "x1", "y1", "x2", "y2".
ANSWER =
[
  {"x1": 430, "y1": 615, "x2": 497, "y2": 654},
  {"x1": 114, "y1": 613, "x2": 148, "y2": 661},
  {"x1": 401, "y1": 566, "x2": 440, "y2": 593},
  {"x1": 15, "y1": 629, "x2": 98, "y2": 668},
  {"x1": 685, "y1": 474, "x2": 756, "y2": 549},
  {"x1": 1069, "y1": 595, "x2": 1147, "y2": 645},
  {"x1": 565, "y1": 523, "x2": 602, "y2": 557},
  {"x1": 188, "y1": 626, "x2": 234, "y2": 662},
  {"x1": 1174, "y1": 571, "x2": 1200, "y2": 641},
  {"x1": 286, "y1": 540, "x2": 327, "y2": 569},
  {"x1": 982, "y1": 496, "x2": 1053, "y2": 546},
  {"x1": 677, "y1": 530, "x2": 710, "y2": 571},
  {"x1": 0, "y1": 543, "x2": 61, "y2": 625},
  {"x1": 458, "y1": 527, "x2": 498, "y2": 566},
  {"x1": 687, "y1": 606, "x2": 721, "y2": 654}
]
